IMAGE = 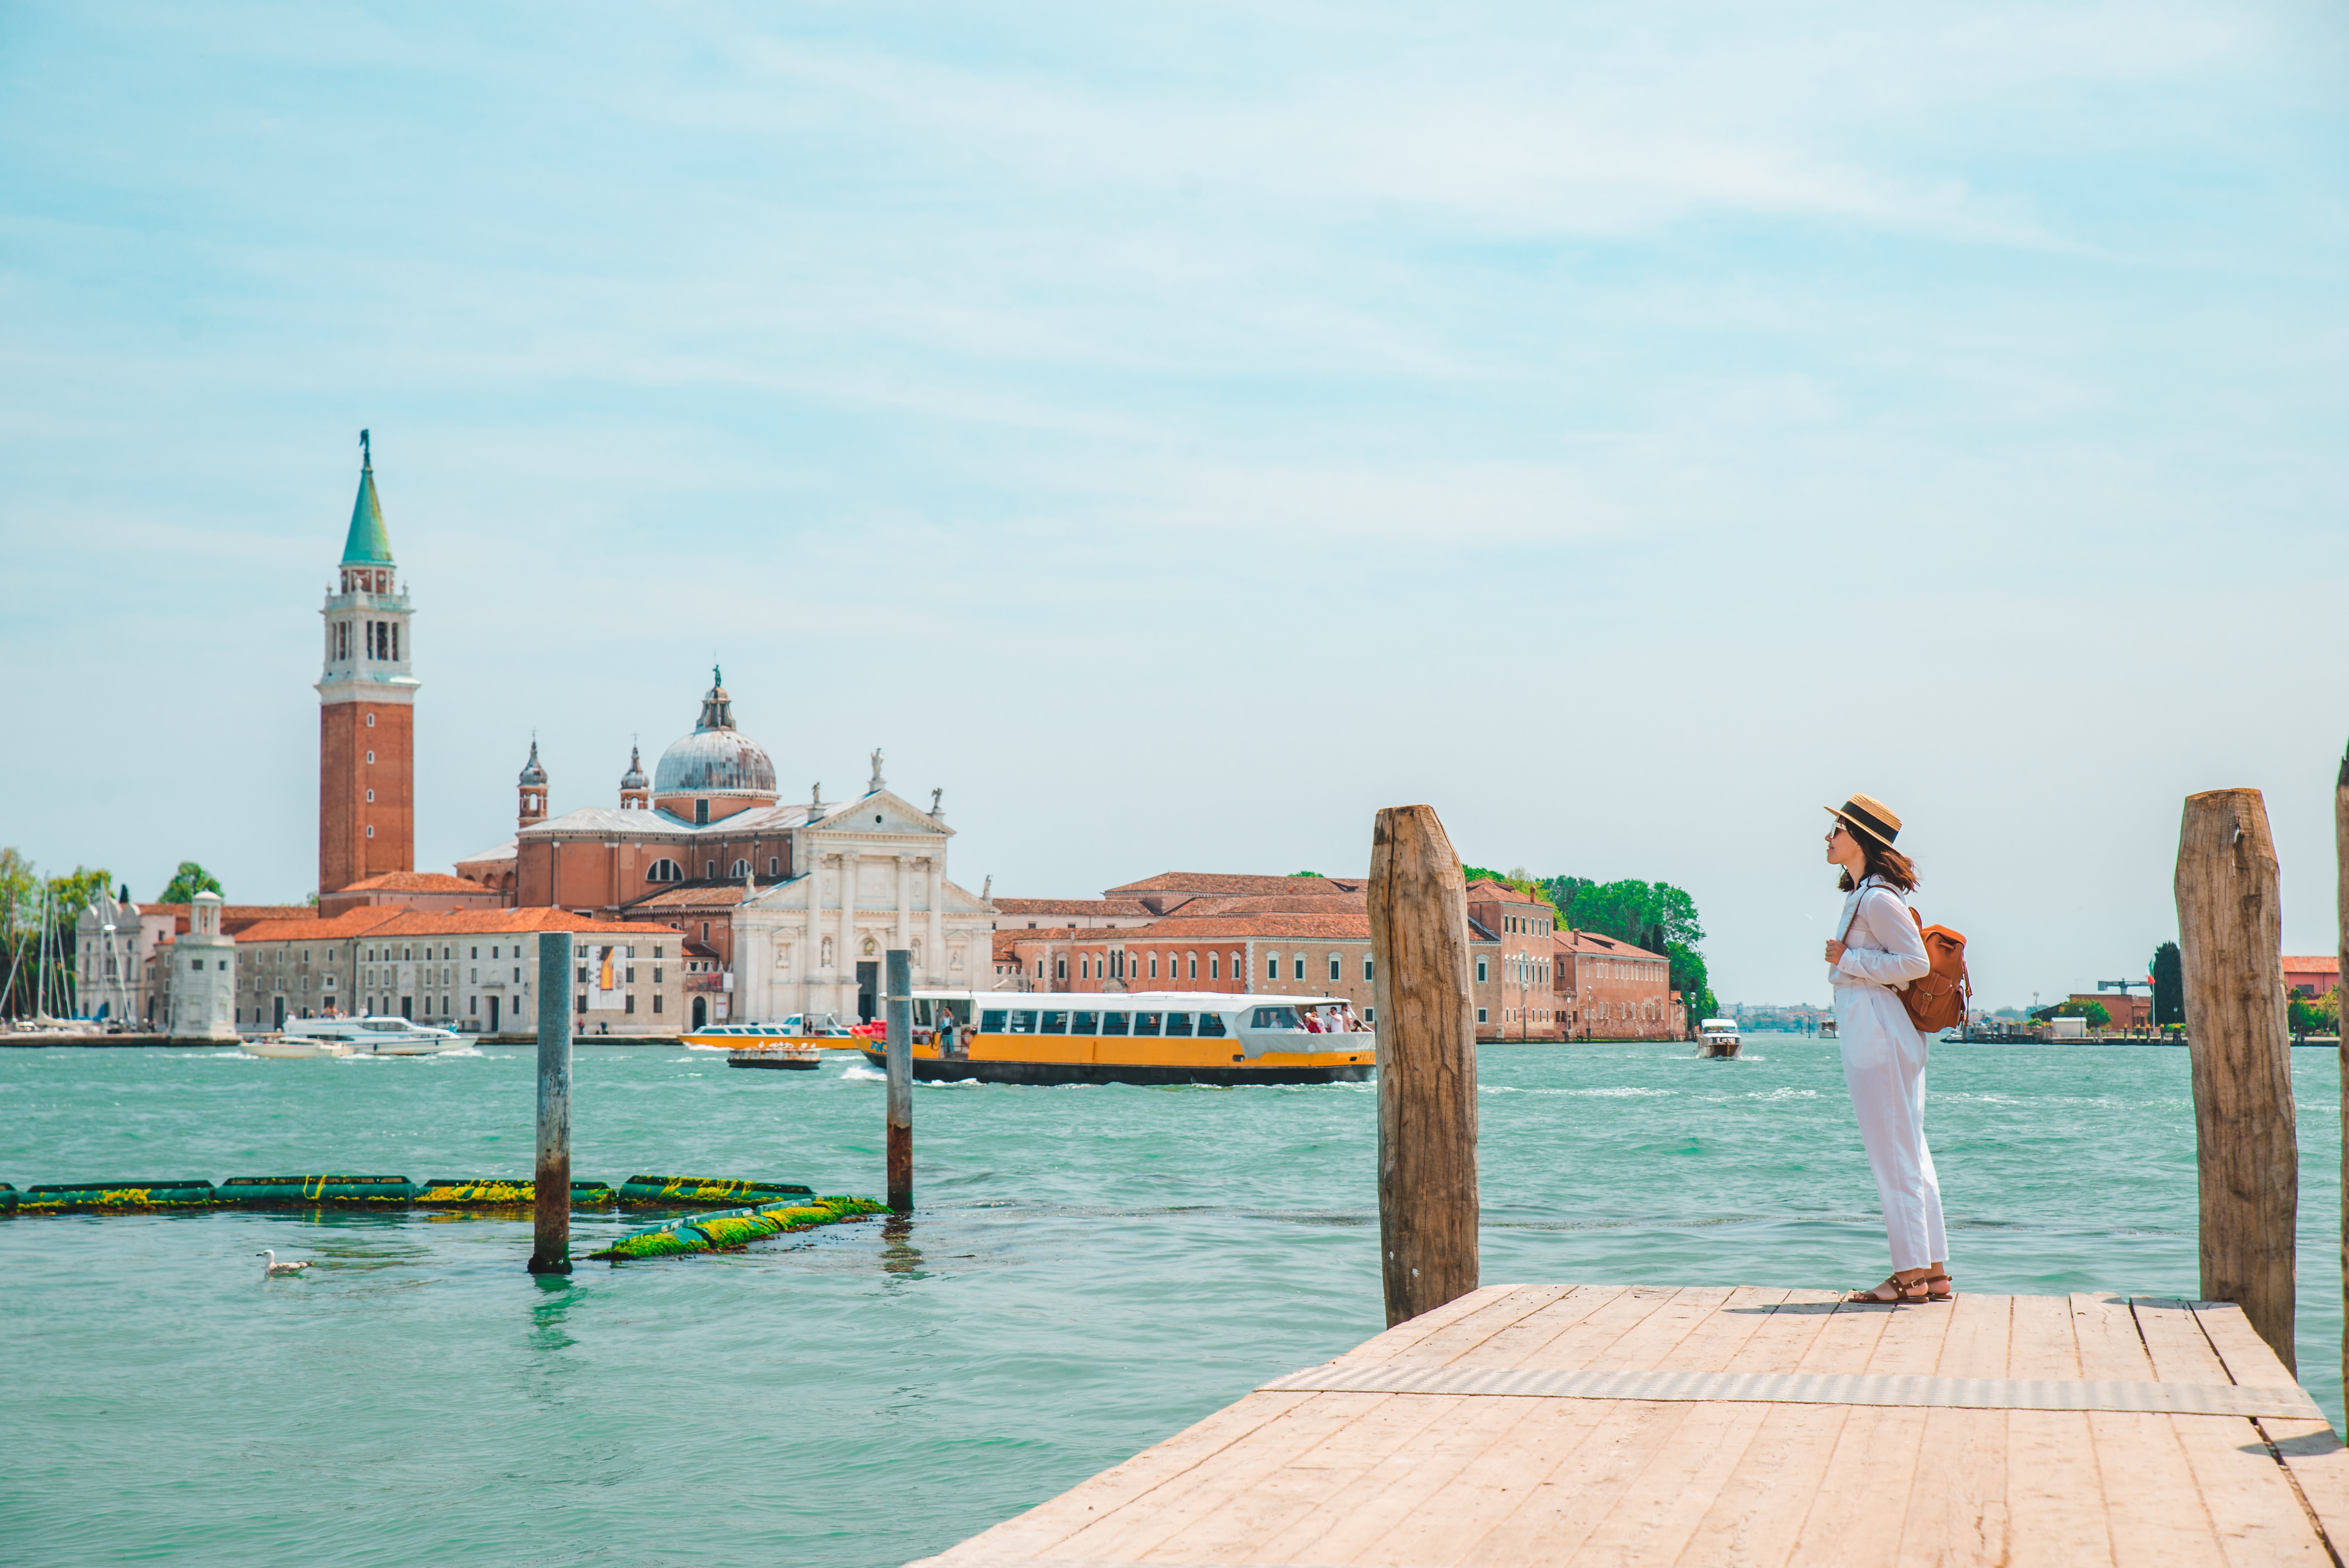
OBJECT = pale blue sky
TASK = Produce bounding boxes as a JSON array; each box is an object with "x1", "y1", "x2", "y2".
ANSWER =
[{"x1": 2, "y1": 1, "x2": 2344, "y2": 1006}]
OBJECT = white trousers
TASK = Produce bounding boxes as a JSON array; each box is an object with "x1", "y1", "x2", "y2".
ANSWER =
[{"x1": 1836, "y1": 986, "x2": 1947, "y2": 1272}]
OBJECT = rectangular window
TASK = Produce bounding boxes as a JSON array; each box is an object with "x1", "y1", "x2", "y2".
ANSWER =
[
  {"x1": 1007, "y1": 1010, "x2": 1037, "y2": 1034},
  {"x1": 625, "y1": 994, "x2": 636, "y2": 1014},
  {"x1": 1149, "y1": 955, "x2": 1159, "y2": 979},
  {"x1": 1196, "y1": 1012, "x2": 1227, "y2": 1038},
  {"x1": 1293, "y1": 957, "x2": 1306, "y2": 981},
  {"x1": 1251, "y1": 1005, "x2": 1299, "y2": 1029},
  {"x1": 1477, "y1": 1007, "x2": 1488, "y2": 1024},
  {"x1": 1100, "y1": 1011, "x2": 1131, "y2": 1035},
  {"x1": 1268, "y1": 955, "x2": 1279, "y2": 980},
  {"x1": 1330, "y1": 956, "x2": 1341, "y2": 981},
  {"x1": 1364, "y1": 957, "x2": 1375, "y2": 981},
  {"x1": 1364, "y1": 1007, "x2": 1375, "y2": 1024},
  {"x1": 1040, "y1": 1010, "x2": 1069, "y2": 1035},
  {"x1": 1132, "y1": 1011, "x2": 1162, "y2": 1036},
  {"x1": 1071, "y1": 1010, "x2": 1098, "y2": 1033},
  {"x1": 1208, "y1": 955, "x2": 1219, "y2": 979},
  {"x1": 653, "y1": 994, "x2": 663, "y2": 1013},
  {"x1": 769, "y1": 857, "x2": 779, "y2": 875},
  {"x1": 980, "y1": 1009, "x2": 1008, "y2": 1032},
  {"x1": 1055, "y1": 958, "x2": 1067, "y2": 980},
  {"x1": 1477, "y1": 957, "x2": 1489, "y2": 982},
  {"x1": 1164, "y1": 1012, "x2": 1193, "y2": 1037},
  {"x1": 576, "y1": 994, "x2": 587, "y2": 1013}
]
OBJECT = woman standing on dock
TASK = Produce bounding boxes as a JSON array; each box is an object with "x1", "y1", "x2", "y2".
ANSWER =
[{"x1": 1821, "y1": 794, "x2": 1949, "y2": 1304}]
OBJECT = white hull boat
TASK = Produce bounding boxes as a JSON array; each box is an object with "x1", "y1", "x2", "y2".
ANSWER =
[
  {"x1": 241, "y1": 1035, "x2": 355, "y2": 1059},
  {"x1": 277, "y1": 1016, "x2": 468, "y2": 1056}
]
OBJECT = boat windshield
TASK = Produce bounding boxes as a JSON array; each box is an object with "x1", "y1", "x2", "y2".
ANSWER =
[
  {"x1": 361, "y1": 1020, "x2": 408, "y2": 1032},
  {"x1": 1249, "y1": 1006, "x2": 1301, "y2": 1030}
]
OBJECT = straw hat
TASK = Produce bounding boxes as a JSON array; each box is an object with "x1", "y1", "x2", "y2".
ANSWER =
[{"x1": 1825, "y1": 793, "x2": 1903, "y2": 850}]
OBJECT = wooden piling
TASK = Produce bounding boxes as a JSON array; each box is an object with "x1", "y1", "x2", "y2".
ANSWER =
[
  {"x1": 528, "y1": 930, "x2": 573, "y2": 1275},
  {"x1": 2174, "y1": 789, "x2": 2294, "y2": 1369},
  {"x1": 2336, "y1": 744, "x2": 2349, "y2": 1402},
  {"x1": 886, "y1": 947, "x2": 912, "y2": 1214},
  {"x1": 1367, "y1": 804, "x2": 1478, "y2": 1328}
]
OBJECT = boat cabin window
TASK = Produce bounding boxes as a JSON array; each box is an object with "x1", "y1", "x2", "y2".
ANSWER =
[
  {"x1": 1197, "y1": 1012, "x2": 1229, "y2": 1038},
  {"x1": 1163, "y1": 1012, "x2": 1192, "y2": 1037},
  {"x1": 1071, "y1": 1011, "x2": 1098, "y2": 1033},
  {"x1": 1040, "y1": 1010, "x2": 1069, "y2": 1035},
  {"x1": 1250, "y1": 1006, "x2": 1301, "y2": 1029},
  {"x1": 362, "y1": 1019, "x2": 404, "y2": 1031},
  {"x1": 1006, "y1": 1010, "x2": 1036, "y2": 1034},
  {"x1": 980, "y1": 1009, "x2": 1008, "y2": 1032},
  {"x1": 1132, "y1": 1011, "x2": 1162, "y2": 1036},
  {"x1": 1099, "y1": 1011, "x2": 1129, "y2": 1035}
]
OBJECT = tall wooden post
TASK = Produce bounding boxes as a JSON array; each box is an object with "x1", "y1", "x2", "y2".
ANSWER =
[
  {"x1": 2335, "y1": 745, "x2": 2349, "y2": 1401},
  {"x1": 529, "y1": 931, "x2": 573, "y2": 1275},
  {"x1": 1368, "y1": 804, "x2": 1478, "y2": 1327},
  {"x1": 2175, "y1": 789, "x2": 2294, "y2": 1369},
  {"x1": 886, "y1": 947, "x2": 912, "y2": 1214}
]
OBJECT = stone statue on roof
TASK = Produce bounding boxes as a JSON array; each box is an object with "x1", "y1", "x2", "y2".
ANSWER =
[{"x1": 869, "y1": 747, "x2": 885, "y2": 792}]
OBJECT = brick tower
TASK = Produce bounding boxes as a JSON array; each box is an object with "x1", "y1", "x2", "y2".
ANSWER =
[{"x1": 317, "y1": 431, "x2": 419, "y2": 895}]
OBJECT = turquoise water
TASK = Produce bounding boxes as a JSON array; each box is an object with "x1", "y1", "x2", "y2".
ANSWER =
[{"x1": 1, "y1": 1037, "x2": 2340, "y2": 1567}]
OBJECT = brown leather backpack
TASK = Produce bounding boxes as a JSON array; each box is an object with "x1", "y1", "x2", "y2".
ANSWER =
[
  {"x1": 1841, "y1": 882, "x2": 1972, "y2": 1034},
  {"x1": 1899, "y1": 908, "x2": 1971, "y2": 1034}
]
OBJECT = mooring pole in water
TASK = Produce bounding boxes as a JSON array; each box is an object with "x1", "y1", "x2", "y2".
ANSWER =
[
  {"x1": 1368, "y1": 804, "x2": 1478, "y2": 1328},
  {"x1": 529, "y1": 930, "x2": 574, "y2": 1275},
  {"x1": 886, "y1": 947, "x2": 912, "y2": 1214},
  {"x1": 2175, "y1": 789, "x2": 2294, "y2": 1369},
  {"x1": 2335, "y1": 745, "x2": 2349, "y2": 1401}
]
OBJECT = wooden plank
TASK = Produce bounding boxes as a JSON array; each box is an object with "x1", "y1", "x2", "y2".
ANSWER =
[
  {"x1": 1672, "y1": 1293, "x2": 1894, "y2": 1565},
  {"x1": 2130, "y1": 1298, "x2": 2333, "y2": 1568},
  {"x1": 1387, "y1": 1284, "x2": 1616, "y2": 1370},
  {"x1": 1892, "y1": 1287, "x2": 2011, "y2": 1568},
  {"x1": 1998, "y1": 1294, "x2": 2113, "y2": 1568},
  {"x1": 1501, "y1": 1283, "x2": 1712, "y2": 1373},
  {"x1": 2189, "y1": 1300, "x2": 2349, "y2": 1561},
  {"x1": 1309, "y1": 1286, "x2": 1776, "y2": 1566},
  {"x1": 1336, "y1": 1282, "x2": 1552, "y2": 1365},
  {"x1": 1782, "y1": 1294, "x2": 1954, "y2": 1564},
  {"x1": 2069, "y1": 1294, "x2": 2223, "y2": 1567}
]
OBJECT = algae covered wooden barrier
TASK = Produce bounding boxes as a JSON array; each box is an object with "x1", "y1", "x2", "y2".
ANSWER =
[
  {"x1": 4, "y1": 1172, "x2": 858, "y2": 1216},
  {"x1": 591, "y1": 1195, "x2": 888, "y2": 1261}
]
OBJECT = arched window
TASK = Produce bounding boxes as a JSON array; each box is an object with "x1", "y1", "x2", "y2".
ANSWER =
[
  {"x1": 1186, "y1": 952, "x2": 1198, "y2": 979},
  {"x1": 646, "y1": 859, "x2": 683, "y2": 884},
  {"x1": 732, "y1": 859, "x2": 751, "y2": 877}
]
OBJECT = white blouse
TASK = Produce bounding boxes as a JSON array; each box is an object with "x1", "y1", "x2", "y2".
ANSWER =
[{"x1": 1829, "y1": 876, "x2": 1931, "y2": 992}]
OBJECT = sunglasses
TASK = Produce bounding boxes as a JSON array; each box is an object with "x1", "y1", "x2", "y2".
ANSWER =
[{"x1": 1825, "y1": 823, "x2": 1851, "y2": 842}]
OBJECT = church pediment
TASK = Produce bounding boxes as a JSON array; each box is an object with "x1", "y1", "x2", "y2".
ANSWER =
[{"x1": 809, "y1": 788, "x2": 952, "y2": 839}]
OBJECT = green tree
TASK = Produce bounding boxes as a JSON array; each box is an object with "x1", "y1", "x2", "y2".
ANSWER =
[
  {"x1": 0, "y1": 847, "x2": 36, "y2": 939},
  {"x1": 158, "y1": 862, "x2": 222, "y2": 903},
  {"x1": 45, "y1": 866, "x2": 113, "y2": 921},
  {"x1": 1536, "y1": 875, "x2": 1716, "y2": 1019},
  {"x1": 2150, "y1": 941, "x2": 2184, "y2": 1027}
]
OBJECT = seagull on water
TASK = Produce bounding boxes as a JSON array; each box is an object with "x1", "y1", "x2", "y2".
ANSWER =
[{"x1": 258, "y1": 1249, "x2": 312, "y2": 1278}]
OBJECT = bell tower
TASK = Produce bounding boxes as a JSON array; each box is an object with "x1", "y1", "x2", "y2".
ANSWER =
[
  {"x1": 519, "y1": 738, "x2": 548, "y2": 827},
  {"x1": 317, "y1": 430, "x2": 419, "y2": 895}
]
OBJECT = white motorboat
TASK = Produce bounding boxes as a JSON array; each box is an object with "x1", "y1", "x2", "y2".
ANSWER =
[
  {"x1": 241, "y1": 1033, "x2": 355, "y2": 1059},
  {"x1": 1698, "y1": 1017, "x2": 1742, "y2": 1059},
  {"x1": 276, "y1": 1016, "x2": 468, "y2": 1056}
]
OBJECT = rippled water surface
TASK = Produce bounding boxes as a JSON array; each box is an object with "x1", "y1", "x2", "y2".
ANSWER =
[{"x1": 2, "y1": 1037, "x2": 2341, "y2": 1566}]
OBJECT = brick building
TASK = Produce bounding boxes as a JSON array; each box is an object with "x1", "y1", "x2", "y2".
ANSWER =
[
  {"x1": 2285, "y1": 956, "x2": 2340, "y2": 1000},
  {"x1": 988, "y1": 871, "x2": 1610, "y2": 1043},
  {"x1": 1554, "y1": 929, "x2": 1683, "y2": 1041},
  {"x1": 316, "y1": 434, "x2": 417, "y2": 896},
  {"x1": 229, "y1": 906, "x2": 686, "y2": 1037}
]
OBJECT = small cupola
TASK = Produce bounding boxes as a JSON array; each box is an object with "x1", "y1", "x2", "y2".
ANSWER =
[
  {"x1": 619, "y1": 743, "x2": 649, "y2": 810},
  {"x1": 518, "y1": 738, "x2": 548, "y2": 827}
]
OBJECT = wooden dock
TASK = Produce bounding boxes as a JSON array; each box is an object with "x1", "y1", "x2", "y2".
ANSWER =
[{"x1": 913, "y1": 1282, "x2": 2349, "y2": 1567}]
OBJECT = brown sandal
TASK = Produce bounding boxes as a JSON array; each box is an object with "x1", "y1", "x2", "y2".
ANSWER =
[
  {"x1": 1845, "y1": 1275, "x2": 1924, "y2": 1305},
  {"x1": 1919, "y1": 1273, "x2": 1956, "y2": 1302}
]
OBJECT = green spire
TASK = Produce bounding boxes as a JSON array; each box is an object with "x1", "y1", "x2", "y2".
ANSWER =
[{"x1": 341, "y1": 429, "x2": 393, "y2": 565}]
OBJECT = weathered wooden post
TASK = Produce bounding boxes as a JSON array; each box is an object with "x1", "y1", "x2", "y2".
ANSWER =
[
  {"x1": 529, "y1": 930, "x2": 573, "y2": 1275},
  {"x1": 2336, "y1": 745, "x2": 2349, "y2": 1401},
  {"x1": 1368, "y1": 804, "x2": 1478, "y2": 1327},
  {"x1": 2174, "y1": 789, "x2": 2294, "y2": 1369},
  {"x1": 886, "y1": 947, "x2": 912, "y2": 1214}
]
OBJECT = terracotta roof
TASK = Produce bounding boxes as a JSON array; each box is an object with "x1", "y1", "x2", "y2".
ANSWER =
[
  {"x1": 1555, "y1": 930, "x2": 1666, "y2": 961},
  {"x1": 1007, "y1": 911, "x2": 1376, "y2": 943},
  {"x1": 2285, "y1": 955, "x2": 2341, "y2": 974},
  {"x1": 1463, "y1": 878, "x2": 1549, "y2": 906},
  {"x1": 334, "y1": 871, "x2": 495, "y2": 894},
  {"x1": 993, "y1": 899, "x2": 1153, "y2": 917},
  {"x1": 993, "y1": 931, "x2": 1025, "y2": 963},
  {"x1": 143, "y1": 902, "x2": 316, "y2": 934},
  {"x1": 1103, "y1": 873, "x2": 1364, "y2": 898},
  {"x1": 683, "y1": 940, "x2": 723, "y2": 959},
  {"x1": 236, "y1": 908, "x2": 677, "y2": 942},
  {"x1": 1154, "y1": 892, "x2": 1370, "y2": 919},
  {"x1": 623, "y1": 882, "x2": 762, "y2": 911}
]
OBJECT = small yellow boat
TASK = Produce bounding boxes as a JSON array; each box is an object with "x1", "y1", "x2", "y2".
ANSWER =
[{"x1": 859, "y1": 992, "x2": 1374, "y2": 1087}]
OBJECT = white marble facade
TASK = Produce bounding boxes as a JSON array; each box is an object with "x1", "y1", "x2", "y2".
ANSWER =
[
  {"x1": 167, "y1": 892, "x2": 240, "y2": 1040},
  {"x1": 730, "y1": 787, "x2": 993, "y2": 1022}
]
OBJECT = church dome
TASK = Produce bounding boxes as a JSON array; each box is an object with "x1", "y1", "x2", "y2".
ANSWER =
[
  {"x1": 518, "y1": 739, "x2": 547, "y2": 787},
  {"x1": 619, "y1": 744, "x2": 648, "y2": 792},
  {"x1": 653, "y1": 669, "x2": 776, "y2": 799}
]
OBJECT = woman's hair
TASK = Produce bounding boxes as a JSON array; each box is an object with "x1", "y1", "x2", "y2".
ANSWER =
[{"x1": 1837, "y1": 828, "x2": 1918, "y2": 894}]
